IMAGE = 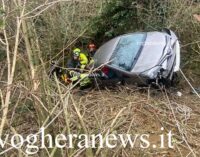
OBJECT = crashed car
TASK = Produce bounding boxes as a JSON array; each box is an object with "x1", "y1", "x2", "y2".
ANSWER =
[{"x1": 93, "y1": 29, "x2": 180, "y2": 86}]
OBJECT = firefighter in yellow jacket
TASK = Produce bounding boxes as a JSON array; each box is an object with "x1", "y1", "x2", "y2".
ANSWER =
[
  {"x1": 72, "y1": 48, "x2": 88, "y2": 70},
  {"x1": 69, "y1": 48, "x2": 91, "y2": 89}
]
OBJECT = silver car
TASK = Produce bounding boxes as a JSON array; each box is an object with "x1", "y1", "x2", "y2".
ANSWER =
[{"x1": 93, "y1": 29, "x2": 180, "y2": 85}]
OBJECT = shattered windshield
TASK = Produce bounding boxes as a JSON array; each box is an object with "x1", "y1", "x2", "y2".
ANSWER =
[{"x1": 110, "y1": 33, "x2": 146, "y2": 71}]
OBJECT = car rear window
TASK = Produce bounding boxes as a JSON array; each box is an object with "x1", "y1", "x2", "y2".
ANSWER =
[{"x1": 110, "y1": 33, "x2": 146, "y2": 71}]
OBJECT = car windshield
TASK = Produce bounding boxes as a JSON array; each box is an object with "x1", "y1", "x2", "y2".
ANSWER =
[{"x1": 109, "y1": 33, "x2": 146, "y2": 71}]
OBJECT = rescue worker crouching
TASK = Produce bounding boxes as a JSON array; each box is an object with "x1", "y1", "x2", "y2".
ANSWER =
[
  {"x1": 86, "y1": 43, "x2": 97, "y2": 69},
  {"x1": 87, "y1": 43, "x2": 96, "y2": 58},
  {"x1": 72, "y1": 48, "x2": 88, "y2": 70},
  {"x1": 68, "y1": 48, "x2": 92, "y2": 89}
]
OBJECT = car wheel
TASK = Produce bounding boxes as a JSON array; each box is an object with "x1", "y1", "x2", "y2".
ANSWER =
[
  {"x1": 170, "y1": 72, "x2": 180, "y2": 86},
  {"x1": 161, "y1": 72, "x2": 180, "y2": 87}
]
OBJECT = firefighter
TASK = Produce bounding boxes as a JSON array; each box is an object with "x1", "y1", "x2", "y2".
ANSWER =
[
  {"x1": 69, "y1": 70, "x2": 91, "y2": 89},
  {"x1": 72, "y1": 48, "x2": 88, "y2": 70},
  {"x1": 87, "y1": 43, "x2": 97, "y2": 58},
  {"x1": 68, "y1": 48, "x2": 91, "y2": 89},
  {"x1": 87, "y1": 43, "x2": 97, "y2": 69}
]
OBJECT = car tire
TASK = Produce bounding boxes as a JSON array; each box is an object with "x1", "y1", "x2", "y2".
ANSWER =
[
  {"x1": 161, "y1": 72, "x2": 180, "y2": 87},
  {"x1": 170, "y1": 72, "x2": 180, "y2": 86}
]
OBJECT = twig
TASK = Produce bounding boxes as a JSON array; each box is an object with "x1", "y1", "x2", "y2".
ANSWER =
[
  {"x1": 180, "y1": 69, "x2": 200, "y2": 99},
  {"x1": 0, "y1": 0, "x2": 25, "y2": 137}
]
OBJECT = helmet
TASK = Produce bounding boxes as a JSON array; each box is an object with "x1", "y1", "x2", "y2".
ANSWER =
[
  {"x1": 88, "y1": 43, "x2": 96, "y2": 49},
  {"x1": 73, "y1": 48, "x2": 81, "y2": 56}
]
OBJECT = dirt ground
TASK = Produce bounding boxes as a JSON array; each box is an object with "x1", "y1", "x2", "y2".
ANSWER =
[
  {"x1": 3, "y1": 82, "x2": 200, "y2": 157},
  {"x1": 71, "y1": 84, "x2": 200, "y2": 157}
]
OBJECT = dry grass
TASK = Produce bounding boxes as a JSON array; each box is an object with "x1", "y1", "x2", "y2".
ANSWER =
[
  {"x1": 2, "y1": 83, "x2": 200, "y2": 156},
  {"x1": 0, "y1": 0, "x2": 200, "y2": 156}
]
